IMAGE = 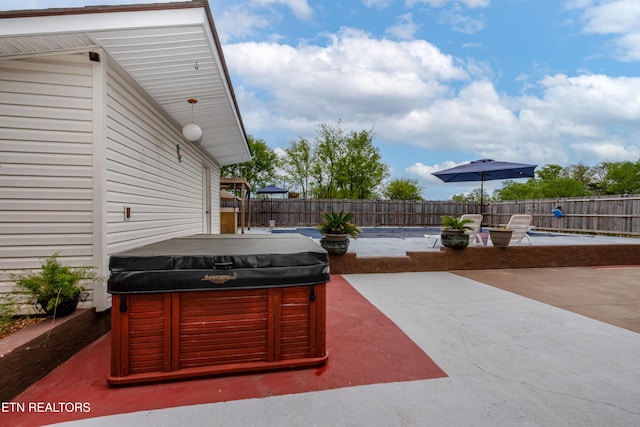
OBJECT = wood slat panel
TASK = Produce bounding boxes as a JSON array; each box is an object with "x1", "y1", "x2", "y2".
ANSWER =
[
  {"x1": 109, "y1": 283, "x2": 328, "y2": 385},
  {"x1": 279, "y1": 287, "x2": 311, "y2": 360},
  {"x1": 127, "y1": 294, "x2": 167, "y2": 374},
  {"x1": 178, "y1": 290, "x2": 269, "y2": 368}
]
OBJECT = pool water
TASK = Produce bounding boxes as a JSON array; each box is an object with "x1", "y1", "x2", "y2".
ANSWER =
[{"x1": 271, "y1": 227, "x2": 442, "y2": 239}]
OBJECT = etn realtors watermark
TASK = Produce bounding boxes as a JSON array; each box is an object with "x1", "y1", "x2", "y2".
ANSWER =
[{"x1": 2, "y1": 401, "x2": 91, "y2": 413}]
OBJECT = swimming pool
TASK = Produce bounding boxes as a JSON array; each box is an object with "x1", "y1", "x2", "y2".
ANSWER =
[
  {"x1": 270, "y1": 227, "x2": 561, "y2": 239},
  {"x1": 271, "y1": 227, "x2": 442, "y2": 239}
]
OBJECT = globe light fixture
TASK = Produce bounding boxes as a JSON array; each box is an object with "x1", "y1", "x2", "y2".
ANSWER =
[{"x1": 181, "y1": 98, "x2": 202, "y2": 141}]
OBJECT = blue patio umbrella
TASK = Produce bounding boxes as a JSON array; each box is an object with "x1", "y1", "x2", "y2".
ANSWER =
[{"x1": 432, "y1": 159, "x2": 537, "y2": 214}]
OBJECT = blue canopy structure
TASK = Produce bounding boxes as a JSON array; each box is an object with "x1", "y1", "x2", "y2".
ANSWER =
[
  {"x1": 432, "y1": 159, "x2": 537, "y2": 214},
  {"x1": 256, "y1": 185, "x2": 288, "y2": 224},
  {"x1": 256, "y1": 185, "x2": 288, "y2": 195}
]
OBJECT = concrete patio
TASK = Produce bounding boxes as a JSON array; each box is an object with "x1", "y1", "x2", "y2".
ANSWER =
[
  {"x1": 3, "y1": 265, "x2": 639, "y2": 427},
  {"x1": 260, "y1": 226, "x2": 640, "y2": 257},
  {"x1": 3, "y1": 229, "x2": 640, "y2": 426}
]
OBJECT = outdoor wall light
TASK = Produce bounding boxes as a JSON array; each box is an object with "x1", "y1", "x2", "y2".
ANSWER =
[{"x1": 181, "y1": 98, "x2": 202, "y2": 142}]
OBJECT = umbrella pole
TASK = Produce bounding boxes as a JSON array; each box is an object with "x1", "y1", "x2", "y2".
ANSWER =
[
  {"x1": 480, "y1": 173, "x2": 484, "y2": 216},
  {"x1": 479, "y1": 173, "x2": 484, "y2": 231}
]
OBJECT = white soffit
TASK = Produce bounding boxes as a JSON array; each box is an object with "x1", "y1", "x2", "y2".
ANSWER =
[{"x1": 0, "y1": 2, "x2": 250, "y2": 166}]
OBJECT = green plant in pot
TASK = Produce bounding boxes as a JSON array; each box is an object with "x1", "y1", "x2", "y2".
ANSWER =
[
  {"x1": 440, "y1": 215, "x2": 473, "y2": 249},
  {"x1": 317, "y1": 211, "x2": 362, "y2": 254},
  {"x1": 12, "y1": 254, "x2": 97, "y2": 318}
]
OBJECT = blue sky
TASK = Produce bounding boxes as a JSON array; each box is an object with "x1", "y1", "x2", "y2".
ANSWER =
[{"x1": 2, "y1": 0, "x2": 640, "y2": 199}]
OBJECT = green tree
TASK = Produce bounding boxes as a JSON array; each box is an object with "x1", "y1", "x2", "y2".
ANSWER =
[
  {"x1": 282, "y1": 137, "x2": 313, "y2": 199},
  {"x1": 590, "y1": 162, "x2": 609, "y2": 195},
  {"x1": 566, "y1": 162, "x2": 597, "y2": 195},
  {"x1": 336, "y1": 129, "x2": 389, "y2": 199},
  {"x1": 534, "y1": 164, "x2": 590, "y2": 198},
  {"x1": 451, "y1": 187, "x2": 491, "y2": 202},
  {"x1": 221, "y1": 135, "x2": 279, "y2": 191},
  {"x1": 538, "y1": 177, "x2": 588, "y2": 198},
  {"x1": 496, "y1": 164, "x2": 589, "y2": 200},
  {"x1": 599, "y1": 161, "x2": 640, "y2": 195},
  {"x1": 495, "y1": 180, "x2": 538, "y2": 200},
  {"x1": 535, "y1": 164, "x2": 564, "y2": 181},
  {"x1": 309, "y1": 122, "x2": 389, "y2": 199},
  {"x1": 311, "y1": 122, "x2": 346, "y2": 198},
  {"x1": 384, "y1": 178, "x2": 424, "y2": 200},
  {"x1": 495, "y1": 160, "x2": 640, "y2": 200}
]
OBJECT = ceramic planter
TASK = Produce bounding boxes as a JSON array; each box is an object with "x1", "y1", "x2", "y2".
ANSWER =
[
  {"x1": 440, "y1": 230, "x2": 469, "y2": 249},
  {"x1": 488, "y1": 228, "x2": 513, "y2": 247},
  {"x1": 320, "y1": 233, "x2": 350, "y2": 254}
]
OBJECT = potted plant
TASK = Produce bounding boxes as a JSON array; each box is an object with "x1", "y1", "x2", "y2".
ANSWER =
[
  {"x1": 488, "y1": 225, "x2": 513, "y2": 247},
  {"x1": 440, "y1": 215, "x2": 473, "y2": 249},
  {"x1": 317, "y1": 211, "x2": 362, "y2": 254},
  {"x1": 11, "y1": 254, "x2": 97, "y2": 318}
]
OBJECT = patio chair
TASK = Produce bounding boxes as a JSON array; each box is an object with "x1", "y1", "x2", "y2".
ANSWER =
[
  {"x1": 505, "y1": 214, "x2": 533, "y2": 245},
  {"x1": 461, "y1": 214, "x2": 483, "y2": 246},
  {"x1": 424, "y1": 234, "x2": 440, "y2": 248}
]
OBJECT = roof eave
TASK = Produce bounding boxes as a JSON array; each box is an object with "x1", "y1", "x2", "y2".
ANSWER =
[{"x1": 0, "y1": 0, "x2": 251, "y2": 166}]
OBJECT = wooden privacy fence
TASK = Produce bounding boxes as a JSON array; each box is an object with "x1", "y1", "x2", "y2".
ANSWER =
[
  {"x1": 223, "y1": 194, "x2": 640, "y2": 236},
  {"x1": 485, "y1": 195, "x2": 640, "y2": 236}
]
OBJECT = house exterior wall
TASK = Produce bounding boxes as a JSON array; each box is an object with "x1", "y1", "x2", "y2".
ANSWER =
[
  {"x1": 0, "y1": 53, "x2": 96, "y2": 303},
  {"x1": 104, "y1": 59, "x2": 220, "y2": 253},
  {"x1": 0, "y1": 52, "x2": 222, "y2": 311}
]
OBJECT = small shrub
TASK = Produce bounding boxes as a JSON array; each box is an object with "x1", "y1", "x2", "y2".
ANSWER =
[
  {"x1": 0, "y1": 294, "x2": 18, "y2": 336},
  {"x1": 441, "y1": 215, "x2": 473, "y2": 231},
  {"x1": 317, "y1": 211, "x2": 362, "y2": 238},
  {"x1": 11, "y1": 254, "x2": 98, "y2": 313}
]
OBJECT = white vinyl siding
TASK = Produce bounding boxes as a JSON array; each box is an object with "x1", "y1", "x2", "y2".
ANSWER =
[
  {"x1": 0, "y1": 53, "x2": 222, "y2": 310},
  {"x1": 0, "y1": 54, "x2": 95, "y2": 300},
  {"x1": 104, "y1": 61, "x2": 220, "y2": 257},
  {"x1": 212, "y1": 168, "x2": 221, "y2": 233}
]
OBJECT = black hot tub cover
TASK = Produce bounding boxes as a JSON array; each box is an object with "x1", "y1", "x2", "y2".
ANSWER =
[{"x1": 108, "y1": 234, "x2": 330, "y2": 294}]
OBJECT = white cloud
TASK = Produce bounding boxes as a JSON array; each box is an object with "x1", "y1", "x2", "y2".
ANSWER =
[
  {"x1": 214, "y1": 0, "x2": 314, "y2": 41},
  {"x1": 439, "y1": 6, "x2": 486, "y2": 34},
  {"x1": 580, "y1": 0, "x2": 640, "y2": 34},
  {"x1": 226, "y1": 25, "x2": 640, "y2": 171},
  {"x1": 217, "y1": 6, "x2": 271, "y2": 42},
  {"x1": 407, "y1": 160, "x2": 459, "y2": 184},
  {"x1": 572, "y1": 0, "x2": 640, "y2": 61},
  {"x1": 386, "y1": 13, "x2": 420, "y2": 40},
  {"x1": 572, "y1": 140, "x2": 640, "y2": 160},
  {"x1": 406, "y1": 0, "x2": 489, "y2": 9},
  {"x1": 536, "y1": 74, "x2": 640, "y2": 123},
  {"x1": 362, "y1": 0, "x2": 393, "y2": 9},
  {"x1": 393, "y1": 72, "x2": 640, "y2": 167},
  {"x1": 250, "y1": 0, "x2": 314, "y2": 20},
  {"x1": 404, "y1": 0, "x2": 487, "y2": 34},
  {"x1": 216, "y1": 7, "x2": 640, "y2": 198},
  {"x1": 226, "y1": 28, "x2": 468, "y2": 134}
]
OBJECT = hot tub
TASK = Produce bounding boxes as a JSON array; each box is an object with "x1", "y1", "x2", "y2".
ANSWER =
[{"x1": 107, "y1": 234, "x2": 329, "y2": 386}]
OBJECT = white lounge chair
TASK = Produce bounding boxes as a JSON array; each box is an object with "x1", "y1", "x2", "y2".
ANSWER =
[
  {"x1": 461, "y1": 214, "x2": 483, "y2": 246},
  {"x1": 424, "y1": 234, "x2": 440, "y2": 248},
  {"x1": 505, "y1": 214, "x2": 533, "y2": 245}
]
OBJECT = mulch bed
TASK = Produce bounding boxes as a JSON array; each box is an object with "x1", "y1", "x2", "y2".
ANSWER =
[{"x1": 0, "y1": 316, "x2": 47, "y2": 340}]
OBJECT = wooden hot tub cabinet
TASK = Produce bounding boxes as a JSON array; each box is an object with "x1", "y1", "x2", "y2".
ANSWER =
[{"x1": 107, "y1": 234, "x2": 329, "y2": 386}]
